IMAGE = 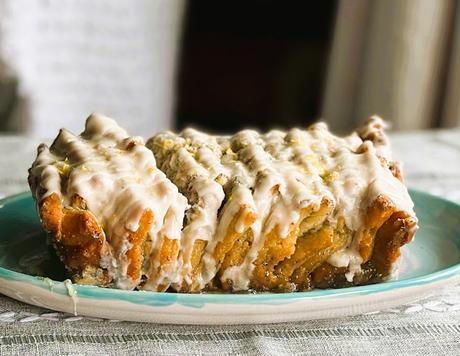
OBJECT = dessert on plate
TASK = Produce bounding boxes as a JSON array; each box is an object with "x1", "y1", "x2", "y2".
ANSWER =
[{"x1": 28, "y1": 113, "x2": 418, "y2": 293}]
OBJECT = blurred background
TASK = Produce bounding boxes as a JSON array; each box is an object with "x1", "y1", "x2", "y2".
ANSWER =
[{"x1": 1, "y1": 0, "x2": 460, "y2": 137}]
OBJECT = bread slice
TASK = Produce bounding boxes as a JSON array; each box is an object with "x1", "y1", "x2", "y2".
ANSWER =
[{"x1": 29, "y1": 114, "x2": 187, "y2": 290}]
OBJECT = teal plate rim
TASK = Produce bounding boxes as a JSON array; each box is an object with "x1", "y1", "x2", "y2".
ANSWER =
[{"x1": 1, "y1": 189, "x2": 460, "y2": 307}]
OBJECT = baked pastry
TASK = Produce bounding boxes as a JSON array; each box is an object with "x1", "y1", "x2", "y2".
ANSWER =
[
  {"x1": 29, "y1": 113, "x2": 417, "y2": 293},
  {"x1": 28, "y1": 114, "x2": 188, "y2": 290}
]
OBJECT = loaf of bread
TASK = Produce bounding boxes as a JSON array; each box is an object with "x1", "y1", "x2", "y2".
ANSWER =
[{"x1": 28, "y1": 114, "x2": 417, "y2": 292}]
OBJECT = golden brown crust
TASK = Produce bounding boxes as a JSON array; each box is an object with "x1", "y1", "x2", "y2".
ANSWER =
[
  {"x1": 38, "y1": 193, "x2": 110, "y2": 285},
  {"x1": 310, "y1": 211, "x2": 416, "y2": 289},
  {"x1": 218, "y1": 230, "x2": 254, "y2": 291},
  {"x1": 176, "y1": 205, "x2": 258, "y2": 292},
  {"x1": 250, "y1": 204, "x2": 321, "y2": 291},
  {"x1": 371, "y1": 212, "x2": 417, "y2": 275},
  {"x1": 358, "y1": 195, "x2": 396, "y2": 263},
  {"x1": 249, "y1": 198, "x2": 337, "y2": 291},
  {"x1": 153, "y1": 238, "x2": 180, "y2": 292},
  {"x1": 37, "y1": 191, "x2": 416, "y2": 291},
  {"x1": 125, "y1": 210, "x2": 153, "y2": 286},
  {"x1": 285, "y1": 219, "x2": 349, "y2": 291},
  {"x1": 212, "y1": 206, "x2": 257, "y2": 277},
  {"x1": 271, "y1": 195, "x2": 416, "y2": 291},
  {"x1": 38, "y1": 193, "x2": 156, "y2": 288},
  {"x1": 184, "y1": 239, "x2": 207, "y2": 292}
]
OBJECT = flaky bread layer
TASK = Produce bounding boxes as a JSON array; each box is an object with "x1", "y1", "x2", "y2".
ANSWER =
[
  {"x1": 38, "y1": 193, "x2": 110, "y2": 286},
  {"x1": 248, "y1": 197, "x2": 334, "y2": 291},
  {"x1": 37, "y1": 193, "x2": 155, "y2": 289},
  {"x1": 311, "y1": 214, "x2": 416, "y2": 289},
  {"x1": 37, "y1": 192, "x2": 415, "y2": 292}
]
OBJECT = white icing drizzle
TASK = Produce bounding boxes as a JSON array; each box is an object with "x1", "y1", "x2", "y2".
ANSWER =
[
  {"x1": 149, "y1": 116, "x2": 416, "y2": 290},
  {"x1": 149, "y1": 129, "x2": 230, "y2": 287},
  {"x1": 30, "y1": 114, "x2": 417, "y2": 291},
  {"x1": 29, "y1": 114, "x2": 188, "y2": 290},
  {"x1": 63, "y1": 279, "x2": 78, "y2": 316}
]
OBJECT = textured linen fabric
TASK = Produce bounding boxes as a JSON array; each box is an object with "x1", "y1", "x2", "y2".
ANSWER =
[{"x1": 1, "y1": 130, "x2": 460, "y2": 355}]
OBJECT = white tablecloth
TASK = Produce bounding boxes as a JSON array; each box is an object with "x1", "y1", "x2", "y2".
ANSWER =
[{"x1": 1, "y1": 129, "x2": 460, "y2": 355}]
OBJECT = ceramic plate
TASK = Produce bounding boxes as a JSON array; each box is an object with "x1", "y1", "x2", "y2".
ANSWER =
[{"x1": 1, "y1": 190, "x2": 459, "y2": 325}]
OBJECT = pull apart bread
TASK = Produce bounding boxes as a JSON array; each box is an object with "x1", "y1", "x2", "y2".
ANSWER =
[{"x1": 28, "y1": 114, "x2": 418, "y2": 293}]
